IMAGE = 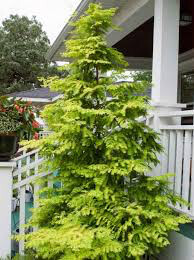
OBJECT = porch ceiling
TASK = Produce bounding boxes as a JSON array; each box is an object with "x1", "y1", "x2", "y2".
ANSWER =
[{"x1": 113, "y1": 0, "x2": 193, "y2": 58}]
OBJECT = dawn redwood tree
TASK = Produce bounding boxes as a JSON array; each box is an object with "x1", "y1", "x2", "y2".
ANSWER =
[
  {"x1": 0, "y1": 15, "x2": 54, "y2": 94},
  {"x1": 22, "y1": 4, "x2": 189, "y2": 259}
]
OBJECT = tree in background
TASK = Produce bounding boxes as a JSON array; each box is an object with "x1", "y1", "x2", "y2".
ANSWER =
[
  {"x1": 130, "y1": 71, "x2": 152, "y2": 98},
  {"x1": 0, "y1": 15, "x2": 54, "y2": 94},
  {"x1": 21, "y1": 4, "x2": 189, "y2": 259},
  {"x1": 131, "y1": 71, "x2": 152, "y2": 83}
]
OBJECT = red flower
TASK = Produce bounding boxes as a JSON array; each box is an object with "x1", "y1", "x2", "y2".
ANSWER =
[
  {"x1": 15, "y1": 104, "x2": 23, "y2": 113},
  {"x1": 32, "y1": 121, "x2": 39, "y2": 128},
  {"x1": 34, "y1": 132, "x2": 39, "y2": 140},
  {"x1": 15, "y1": 104, "x2": 20, "y2": 110}
]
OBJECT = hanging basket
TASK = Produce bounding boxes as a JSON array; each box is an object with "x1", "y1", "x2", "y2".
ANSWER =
[{"x1": 0, "y1": 132, "x2": 19, "y2": 161}]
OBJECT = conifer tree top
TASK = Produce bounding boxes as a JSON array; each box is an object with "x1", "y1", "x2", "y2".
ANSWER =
[{"x1": 62, "y1": 4, "x2": 127, "y2": 81}]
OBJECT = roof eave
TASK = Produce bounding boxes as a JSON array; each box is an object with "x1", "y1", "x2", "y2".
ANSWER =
[{"x1": 46, "y1": 0, "x2": 93, "y2": 61}]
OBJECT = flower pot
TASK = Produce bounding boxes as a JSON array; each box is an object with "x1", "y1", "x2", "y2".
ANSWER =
[{"x1": 0, "y1": 133, "x2": 19, "y2": 161}]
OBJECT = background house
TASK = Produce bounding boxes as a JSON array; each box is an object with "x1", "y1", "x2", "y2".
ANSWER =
[{"x1": 8, "y1": 87, "x2": 62, "y2": 108}]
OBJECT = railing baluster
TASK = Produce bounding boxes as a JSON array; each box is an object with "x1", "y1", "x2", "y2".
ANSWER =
[
  {"x1": 18, "y1": 159, "x2": 22, "y2": 183},
  {"x1": 19, "y1": 185, "x2": 26, "y2": 254},
  {"x1": 26, "y1": 155, "x2": 30, "y2": 177},
  {"x1": 33, "y1": 183, "x2": 41, "y2": 232},
  {"x1": 161, "y1": 130, "x2": 169, "y2": 174},
  {"x1": 168, "y1": 130, "x2": 176, "y2": 191},
  {"x1": 35, "y1": 152, "x2": 39, "y2": 176},
  {"x1": 182, "y1": 130, "x2": 192, "y2": 211},
  {"x1": 175, "y1": 130, "x2": 184, "y2": 207}
]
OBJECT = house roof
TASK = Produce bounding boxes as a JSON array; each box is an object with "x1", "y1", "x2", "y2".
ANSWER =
[{"x1": 8, "y1": 88, "x2": 62, "y2": 103}]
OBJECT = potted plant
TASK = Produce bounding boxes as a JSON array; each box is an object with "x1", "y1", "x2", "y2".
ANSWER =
[{"x1": 0, "y1": 96, "x2": 40, "y2": 161}]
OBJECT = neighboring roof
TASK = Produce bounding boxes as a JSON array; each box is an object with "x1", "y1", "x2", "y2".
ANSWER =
[
  {"x1": 8, "y1": 88, "x2": 62, "y2": 103},
  {"x1": 46, "y1": 0, "x2": 127, "y2": 62}
]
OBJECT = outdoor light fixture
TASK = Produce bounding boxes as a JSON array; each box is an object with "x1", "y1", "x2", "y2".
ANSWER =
[{"x1": 180, "y1": 13, "x2": 192, "y2": 26}]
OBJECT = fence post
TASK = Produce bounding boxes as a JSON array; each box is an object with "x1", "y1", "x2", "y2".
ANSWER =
[{"x1": 0, "y1": 161, "x2": 16, "y2": 258}]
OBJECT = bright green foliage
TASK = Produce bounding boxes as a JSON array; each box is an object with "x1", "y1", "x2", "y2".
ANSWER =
[{"x1": 22, "y1": 4, "x2": 190, "y2": 259}]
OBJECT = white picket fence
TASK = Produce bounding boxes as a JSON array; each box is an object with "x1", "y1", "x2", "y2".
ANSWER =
[{"x1": 1, "y1": 111, "x2": 194, "y2": 257}]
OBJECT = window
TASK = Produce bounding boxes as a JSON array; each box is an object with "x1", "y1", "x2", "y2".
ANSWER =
[{"x1": 181, "y1": 71, "x2": 194, "y2": 104}]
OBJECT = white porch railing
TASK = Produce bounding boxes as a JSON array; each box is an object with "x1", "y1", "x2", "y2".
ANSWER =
[
  {"x1": 159, "y1": 127, "x2": 194, "y2": 218},
  {"x1": 147, "y1": 110, "x2": 194, "y2": 219},
  {"x1": 12, "y1": 148, "x2": 51, "y2": 254}
]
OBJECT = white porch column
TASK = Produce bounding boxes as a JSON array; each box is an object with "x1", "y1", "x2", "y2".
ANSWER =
[
  {"x1": 152, "y1": 0, "x2": 180, "y2": 104},
  {"x1": 0, "y1": 162, "x2": 16, "y2": 258}
]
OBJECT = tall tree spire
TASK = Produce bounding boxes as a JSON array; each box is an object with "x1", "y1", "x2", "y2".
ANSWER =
[{"x1": 21, "y1": 4, "x2": 189, "y2": 259}]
